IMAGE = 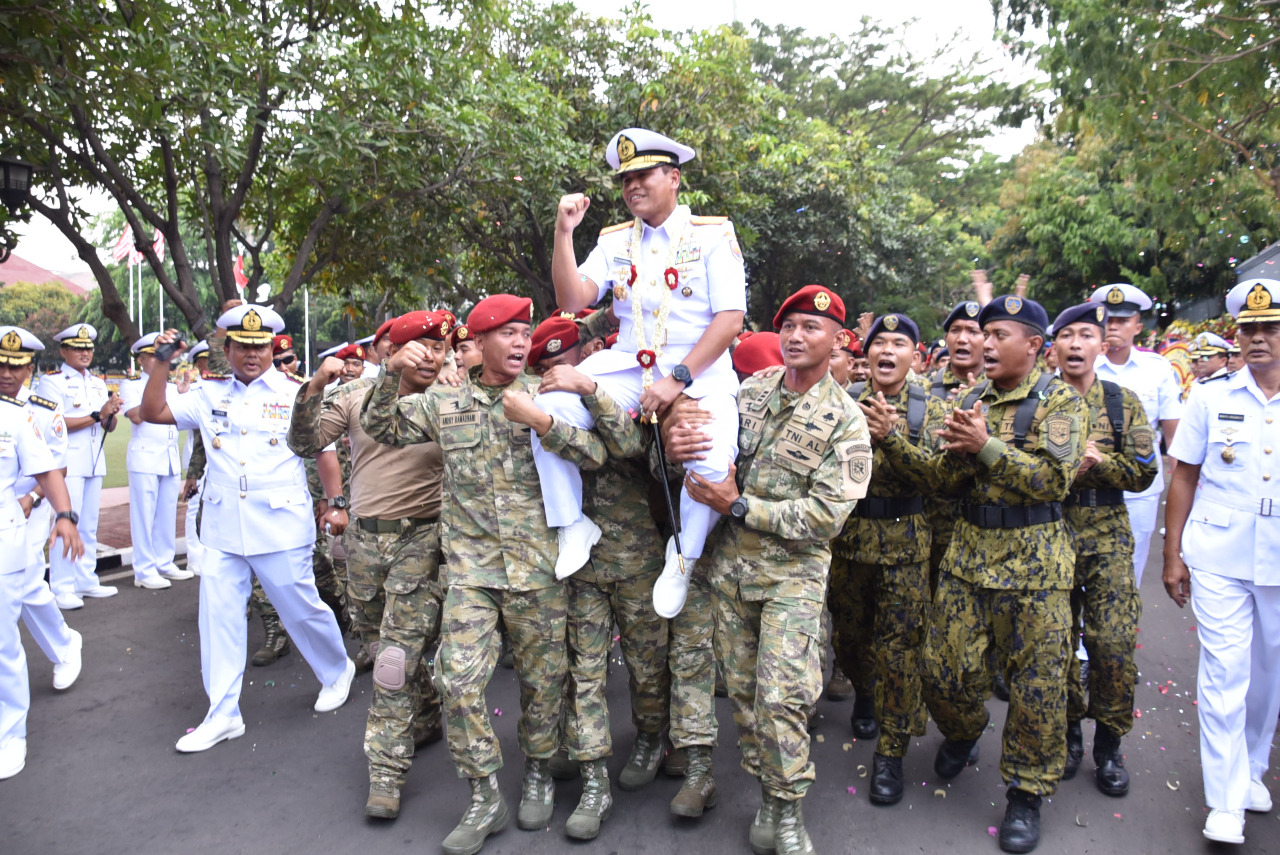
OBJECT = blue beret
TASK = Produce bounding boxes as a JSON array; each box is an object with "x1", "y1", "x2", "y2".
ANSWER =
[
  {"x1": 866, "y1": 313, "x2": 920, "y2": 346},
  {"x1": 978, "y1": 294, "x2": 1049, "y2": 337},
  {"x1": 1050, "y1": 303, "x2": 1107, "y2": 337},
  {"x1": 942, "y1": 300, "x2": 982, "y2": 331}
]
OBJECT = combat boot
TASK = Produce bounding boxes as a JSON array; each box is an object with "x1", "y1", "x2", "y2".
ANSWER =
[
  {"x1": 993, "y1": 672, "x2": 1011, "y2": 702},
  {"x1": 1063, "y1": 720, "x2": 1083, "y2": 781},
  {"x1": 251, "y1": 615, "x2": 291, "y2": 666},
  {"x1": 850, "y1": 693, "x2": 878, "y2": 740},
  {"x1": 663, "y1": 746, "x2": 688, "y2": 777},
  {"x1": 443, "y1": 774, "x2": 509, "y2": 855},
  {"x1": 318, "y1": 587, "x2": 352, "y2": 636},
  {"x1": 825, "y1": 666, "x2": 853, "y2": 701},
  {"x1": 998, "y1": 787, "x2": 1041, "y2": 853},
  {"x1": 869, "y1": 753, "x2": 903, "y2": 806},
  {"x1": 774, "y1": 798, "x2": 815, "y2": 855},
  {"x1": 934, "y1": 735, "x2": 980, "y2": 779},
  {"x1": 1093, "y1": 723, "x2": 1130, "y2": 797},
  {"x1": 670, "y1": 745, "x2": 717, "y2": 818},
  {"x1": 749, "y1": 786, "x2": 783, "y2": 855},
  {"x1": 565, "y1": 759, "x2": 612, "y2": 840},
  {"x1": 618, "y1": 729, "x2": 664, "y2": 791},
  {"x1": 365, "y1": 783, "x2": 400, "y2": 820},
  {"x1": 517, "y1": 757, "x2": 555, "y2": 830},
  {"x1": 549, "y1": 746, "x2": 580, "y2": 780}
]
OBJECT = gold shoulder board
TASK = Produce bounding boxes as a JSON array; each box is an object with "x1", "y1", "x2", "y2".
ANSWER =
[{"x1": 599, "y1": 221, "x2": 632, "y2": 236}]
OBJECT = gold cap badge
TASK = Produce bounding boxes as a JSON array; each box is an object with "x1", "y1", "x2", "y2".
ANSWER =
[
  {"x1": 1, "y1": 331, "x2": 21, "y2": 352},
  {"x1": 547, "y1": 339, "x2": 563, "y2": 354},
  {"x1": 813, "y1": 291, "x2": 831, "y2": 312},
  {"x1": 1247, "y1": 283, "x2": 1272, "y2": 312},
  {"x1": 1006, "y1": 296, "x2": 1023, "y2": 314},
  {"x1": 242, "y1": 310, "x2": 262, "y2": 331},
  {"x1": 1096, "y1": 306, "x2": 1106, "y2": 322},
  {"x1": 1106, "y1": 287, "x2": 1125, "y2": 305},
  {"x1": 884, "y1": 315, "x2": 899, "y2": 331}
]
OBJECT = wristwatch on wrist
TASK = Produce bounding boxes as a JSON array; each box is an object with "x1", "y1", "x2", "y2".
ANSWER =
[
  {"x1": 729, "y1": 496, "x2": 748, "y2": 520},
  {"x1": 328, "y1": 496, "x2": 349, "y2": 510},
  {"x1": 90, "y1": 410, "x2": 102, "y2": 423},
  {"x1": 55, "y1": 510, "x2": 80, "y2": 525},
  {"x1": 672, "y1": 364, "x2": 693, "y2": 388},
  {"x1": 26, "y1": 492, "x2": 41, "y2": 508}
]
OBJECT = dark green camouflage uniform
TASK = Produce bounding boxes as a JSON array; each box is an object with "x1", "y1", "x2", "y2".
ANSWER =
[
  {"x1": 707, "y1": 371, "x2": 871, "y2": 800},
  {"x1": 1065, "y1": 380, "x2": 1157, "y2": 736},
  {"x1": 828, "y1": 385, "x2": 948, "y2": 758},
  {"x1": 923, "y1": 366, "x2": 983, "y2": 591},
  {"x1": 879, "y1": 367, "x2": 1086, "y2": 796}
]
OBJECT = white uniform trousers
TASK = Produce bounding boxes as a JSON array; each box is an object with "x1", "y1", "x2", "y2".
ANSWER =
[
  {"x1": 127, "y1": 471, "x2": 180, "y2": 581},
  {"x1": 1124, "y1": 492, "x2": 1160, "y2": 587},
  {"x1": 183, "y1": 479, "x2": 205, "y2": 573},
  {"x1": 532, "y1": 364, "x2": 739, "y2": 562},
  {"x1": 21, "y1": 505, "x2": 75, "y2": 666},
  {"x1": 0, "y1": 566, "x2": 28, "y2": 749},
  {"x1": 198, "y1": 545, "x2": 348, "y2": 723},
  {"x1": 49, "y1": 475, "x2": 103, "y2": 596},
  {"x1": 1190, "y1": 567, "x2": 1280, "y2": 811}
]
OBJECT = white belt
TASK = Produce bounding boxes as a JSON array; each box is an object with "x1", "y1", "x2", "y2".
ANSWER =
[
  {"x1": 207, "y1": 472, "x2": 305, "y2": 492},
  {"x1": 1198, "y1": 485, "x2": 1277, "y2": 517}
]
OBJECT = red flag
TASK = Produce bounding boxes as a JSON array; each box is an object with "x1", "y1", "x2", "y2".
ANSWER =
[
  {"x1": 110, "y1": 225, "x2": 132, "y2": 262},
  {"x1": 128, "y1": 248, "x2": 144, "y2": 266},
  {"x1": 233, "y1": 255, "x2": 248, "y2": 293},
  {"x1": 152, "y1": 228, "x2": 165, "y2": 263}
]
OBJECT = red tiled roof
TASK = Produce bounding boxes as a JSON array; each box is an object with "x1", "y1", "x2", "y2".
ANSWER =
[{"x1": 0, "y1": 254, "x2": 92, "y2": 296}]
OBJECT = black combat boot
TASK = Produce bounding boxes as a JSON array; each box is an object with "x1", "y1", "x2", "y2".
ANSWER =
[
  {"x1": 1063, "y1": 720, "x2": 1083, "y2": 781},
  {"x1": 998, "y1": 788, "x2": 1041, "y2": 853},
  {"x1": 850, "y1": 693, "x2": 878, "y2": 740},
  {"x1": 1093, "y1": 723, "x2": 1130, "y2": 797},
  {"x1": 933, "y1": 736, "x2": 980, "y2": 779},
  {"x1": 869, "y1": 753, "x2": 904, "y2": 806}
]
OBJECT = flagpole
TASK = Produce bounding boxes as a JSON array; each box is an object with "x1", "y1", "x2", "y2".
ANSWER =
[
  {"x1": 304, "y1": 284, "x2": 311, "y2": 376},
  {"x1": 128, "y1": 258, "x2": 136, "y2": 374}
]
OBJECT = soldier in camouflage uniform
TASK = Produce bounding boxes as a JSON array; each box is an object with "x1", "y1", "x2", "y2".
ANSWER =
[
  {"x1": 1049, "y1": 303, "x2": 1157, "y2": 798},
  {"x1": 671, "y1": 286, "x2": 871, "y2": 855},
  {"x1": 828, "y1": 313, "x2": 949, "y2": 807},
  {"x1": 361, "y1": 295, "x2": 612, "y2": 855},
  {"x1": 289, "y1": 310, "x2": 457, "y2": 820},
  {"x1": 875, "y1": 295, "x2": 1086, "y2": 854}
]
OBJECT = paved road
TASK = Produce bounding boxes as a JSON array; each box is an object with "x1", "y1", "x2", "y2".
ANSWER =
[{"x1": 4, "y1": 531, "x2": 1277, "y2": 855}]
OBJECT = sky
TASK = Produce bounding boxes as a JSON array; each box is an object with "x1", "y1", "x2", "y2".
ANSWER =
[{"x1": 12, "y1": 0, "x2": 1040, "y2": 279}]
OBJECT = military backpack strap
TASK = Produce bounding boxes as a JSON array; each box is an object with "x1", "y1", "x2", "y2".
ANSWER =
[
  {"x1": 929, "y1": 369, "x2": 949, "y2": 400},
  {"x1": 847, "y1": 381, "x2": 867, "y2": 399},
  {"x1": 959, "y1": 380, "x2": 989, "y2": 412},
  {"x1": 1099, "y1": 379, "x2": 1126, "y2": 450},
  {"x1": 1011, "y1": 373, "x2": 1055, "y2": 449},
  {"x1": 905, "y1": 382, "x2": 927, "y2": 445}
]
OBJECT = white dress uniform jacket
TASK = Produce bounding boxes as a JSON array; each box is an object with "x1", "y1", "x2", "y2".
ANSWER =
[
  {"x1": 33, "y1": 364, "x2": 110, "y2": 478},
  {"x1": 119, "y1": 373, "x2": 181, "y2": 475}
]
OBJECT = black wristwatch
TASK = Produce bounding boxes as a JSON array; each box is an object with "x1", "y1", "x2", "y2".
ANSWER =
[
  {"x1": 729, "y1": 497, "x2": 748, "y2": 520},
  {"x1": 672, "y1": 364, "x2": 693, "y2": 388},
  {"x1": 328, "y1": 496, "x2": 349, "y2": 510},
  {"x1": 55, "y1": 510, "x2": 80, "y2": 525},
  {"x1": 90, "y1": 411, "x2": 101, "y2": 423}
]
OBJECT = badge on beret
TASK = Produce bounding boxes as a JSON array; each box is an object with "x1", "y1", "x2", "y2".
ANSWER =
[
  {"x1": 440, "y1": 321, "x2": 450, "y2": 337},
  {"x1": 1096, "y1": 306, "x2": 1106, "y2": 322},
  {"x1": 884, "y1": 315, "x2": 899, "y2": 331},
  {"x1": 617, "y1": 135, "x2": 636, "y2": 163},
  {"x1": 456, "y1": 327, "x2": 468, "y2": 341},
  {"x1": 558, "y1": 311, "x2": 574, "y2": 320},
  {"x1": 1, "y1": 331, "x2": 20, "y2": 352},
  {"x1": 1106, "y1": 287, "x2": 1125, "y2": 305},
  {"x1": 1247, "y1": 283, "x2": 1272, "y2": 311},
  {"x1": 836, "y1": 330, "x2": 850, "y2": 348},
  {"x1": 965, "y1": 302, "x2": 979, "y2": 317},
  {"x1": 242, "y1": 310, "x2": 262, "y2": 331},
  {"x1": 547, "y1": 339, "x2": 562, "y2": 354},
  {"x1": 614, "y1": 284, "x2": 628, "y2": 302},
  {"x1": 814, "y1": 291, "x2": 832, "y2": 312},
  {"x1": 1006, "y1": 296, "x2": 1023, "y2": 315},
  {"x1": 355, "y1": 346, "x2": 364, "y2": 358}
]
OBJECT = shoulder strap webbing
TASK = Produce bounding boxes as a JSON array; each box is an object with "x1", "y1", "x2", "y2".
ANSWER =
[
  {"x1": 1099, "y1": 379, "x2": 1126, "y2": 450},
  {"x1": 1011, "y1": 373, "x2": 1055, "y2": 449}
]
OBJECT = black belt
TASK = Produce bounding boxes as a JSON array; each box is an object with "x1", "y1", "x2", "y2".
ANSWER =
[
  {"x1": 355, "y1": 515, "x2": 437, "y2": 534},
  {"x1": 855, "y1": 496, "x2": 925, "y2": 519},
  {"x1": 1065, "y1": 488, "x2": 1125, "y2": 508},
  {"x1": 962, "y1": 502, "x2": 1063, "y2": 529}
]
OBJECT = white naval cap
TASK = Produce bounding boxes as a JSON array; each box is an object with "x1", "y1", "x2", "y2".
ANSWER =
[
  {"x1": 1192, "y1": 331, "x2": 1230, "y2": 356},
  {"x1": 1227, "y1": 278, "x2": 1280, "y2": 324},
  {"x1": 354, "y1": 334, "x2": 375, "y2": 347},
  {"x1": 0, "y1": 325, "x2": 45, "y2": 366},
  {"x1": 217, "y1": 303, "x2": 283, "y2": 345},
  {"x1": 606, "y1": 128, "x2": 696, "y2": 175},
  {"x1": 53, "y1": 323, "x2": 98, "y2": 348},
  {"x1": 187, "y1": 340, "x2": 210, "y2": 359},
  {"x1": 317, "y1": 342, "x2": 347, "y2": 360},
  {"x1": 1087, "y1": 283, "x2": 1152, "y2": 317},
  {"x1": 131, "y1": 332, "x2": 161, "y2": 355}
]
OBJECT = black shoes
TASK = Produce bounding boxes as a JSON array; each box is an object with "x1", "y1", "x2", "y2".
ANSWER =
[
  {"x1": 999, "y1": 788, "x2": 1042, "y2": 853},
  {"x1": 1063, "y1": 720, "x2": 1083, "y2": 781},
  {"x1": 992, "y1": 673, "x2": 1010, "y2": 702},
  {"x1": 933, "y1": 736, "x2": 980, "y2": 779},
  {"x1": 1093, "y1": 724, "x2": 1130, "y2": 797},
  {"x1": 869, "y1": 754, "x2": 903, "y2": 806},
  {"x1": 850, "y1": 694, "x2": 879, "y2": 740}
]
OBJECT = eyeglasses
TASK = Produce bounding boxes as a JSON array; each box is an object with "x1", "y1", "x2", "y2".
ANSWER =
[{"x1": 273, "y1": 354, "x2": 297, "y2": 366}]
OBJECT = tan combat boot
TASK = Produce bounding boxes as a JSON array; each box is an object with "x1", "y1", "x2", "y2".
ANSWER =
[
  {"x1": 774, "y1": 797, "x2": 815, "y2": 855},
  {"x1": 749, "y1": 785, "x2": 783, "y2": 855},
  {"x1": 251, "y1": 614, "x2": 290, "y2": 666},
  {"x1": 618, "y1": 729, "x2": 664, "y2": 791},
  {"x1": 517, "y1": 757, "x2": 555, "y2": 829},
  {"x1": 365, "y1": 783, "x2": 400, "y2": 820},
  {"x1": 565, "y1": 759, "x2": 612, "y2": 840},
  {"x1": 442, "y1": 774, "x2": 509, "y2": 855},
  {"x1": 670, "y1": 745, "x2": 717, "y2": 818}
]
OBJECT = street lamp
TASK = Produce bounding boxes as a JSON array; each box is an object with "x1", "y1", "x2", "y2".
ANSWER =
[{"x1": 0, "y1": 156, "x2": 35, "y2": 265}]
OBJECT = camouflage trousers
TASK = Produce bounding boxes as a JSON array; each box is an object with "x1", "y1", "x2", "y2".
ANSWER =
[
  {"x1": 351, "y1": 520, "x2": 444, "y2": 791},
  {"x1": 712, "y1": 580, "x2": 823, "y2": 800},
  {"x1": 248, "y1": 537, "x2": 343, "y2": 621},
  {"x1": 829, "y1": 556, "x2": 930, "y2": 757},
  {"x1": 669, "y1": 569, "x2": 718, "y2": 749},
  {"x1": 566, "y1": 567, "x2": 669, "y2": 760},
  {"x1": 437, "y1": 584, "x2": 568, "y2": 778},
  {"x1": 1068, "y1": 548, "x2": 1141, "y2": 736},
  {"x1": 344, "y1": 520, "x2": 405, "y2": 645},
  {"x1": 923, "y1": 574, "x2": 1071, "y2": 796}
]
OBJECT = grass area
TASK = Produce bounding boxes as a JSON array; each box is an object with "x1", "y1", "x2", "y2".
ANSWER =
[{"x1": 100, "y1": 422, "x2": 190, "y2": 489}]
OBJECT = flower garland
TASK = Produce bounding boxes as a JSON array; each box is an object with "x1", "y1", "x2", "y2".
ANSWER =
[{"x1": 627, "y1": 205, "x2": 694, "y2": 392}]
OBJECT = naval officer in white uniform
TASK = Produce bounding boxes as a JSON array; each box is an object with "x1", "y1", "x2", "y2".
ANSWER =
[
  {"x1": 119, "y1": 333, "x2": 192, "y2": 589},
  {"x1": 33, "y1": 324, "x2": 121, "y2": 609},
  {"x1": 142, "y1": 305, "x2": 354, "y2": 753},
  {"x1": 179, "y1": 340, "x2": 211, "y2": 576},
  {"x1": 1164, "y1": 277, "x2": 1280, "y2": 845}
]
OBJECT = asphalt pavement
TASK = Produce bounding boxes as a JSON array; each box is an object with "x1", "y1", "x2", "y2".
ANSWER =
[{"x1": 3, "y1": 523, "x2": 1277, "y2": 855}]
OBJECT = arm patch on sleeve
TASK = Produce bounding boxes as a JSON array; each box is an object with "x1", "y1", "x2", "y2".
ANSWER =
[{"x1": 837, "y1": 441, "x2": 872, "y2": 500}]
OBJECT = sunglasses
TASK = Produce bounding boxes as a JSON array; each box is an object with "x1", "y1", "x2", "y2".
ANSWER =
[{"x1": 273, "y1": 354, "x2": 297, "y2": 366}]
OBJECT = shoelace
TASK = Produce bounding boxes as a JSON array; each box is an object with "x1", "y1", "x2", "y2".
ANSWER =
[
  {"x1": 462, "y1": 792, "x2": 494, "y2": 825},
  {"x1": 523, "y1": 768, "x2": 549, "y2": 803},
  {"x1": 579, "y1": 781, "x2": 608, "y2": 812},
  {"x1": 632, "y1": 734, "x2": 660, "y2": 766},
  {"x1": 776, "y1": 814, "x2": 806, "y2": 850}
]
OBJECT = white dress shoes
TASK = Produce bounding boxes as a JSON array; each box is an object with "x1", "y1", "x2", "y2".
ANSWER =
[
  {"x1": 1249, "y1": 779, "x2": 1272, "y2": 813},
  {"x1": 160, "y1": 567, "x2": 195, "y2": 581},
  {"x1": 315, "y1": 657, "x2": 357, "y2": 712},
  {"x1": 652, "y1": 536, "x2": 691, "y2": 619},
  {"x1": 53, "y1": 629, "x2": 83, "y2": 691},
  {"x1": 134, "y1": 576, "x2": 172, "y2": 590},
  {"x1": 1203, "y1": 808, "x2": 1245, "y2": 844},
  {"x1": 176, "y1": 715, "x2": 246, "y2": 753},
  {"x1": 77, "y1": 585, "x2": 118, "y2": 598},
  {"x1": 554, "y1": 516, "x2": 602, "y2": 580},
  {"x1": 55, "y1": 592, "x2": 84, "y2": 610},
  {"x1": 0, "y1": 737, "x2": 26, "y2": 779}
]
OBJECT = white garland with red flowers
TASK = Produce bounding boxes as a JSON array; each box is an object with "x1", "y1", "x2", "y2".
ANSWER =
[{"x1": 626, "y1": 204, "x2": 694, "y2": 391}]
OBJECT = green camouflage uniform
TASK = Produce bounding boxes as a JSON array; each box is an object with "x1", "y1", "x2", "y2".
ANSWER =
[
  {"x1": 540, "y1": 391, "x2": 669, "y2": 761},
  {"x1": 707, "y1": 371, "x2": 871, "y2": 800},
  {"x1": 879, "y1": 367, "x2": 1086, "y2": 796},
  {"x1": 828, "y1": 385, "x2": 948, "y2": 758},
  {"x1": 923, "y1": 366, "x2": 983, "y2": 591},
  {"x1": 360, "y1": 364, "x2": 609, "y2": 779},
  {"x1": 1064, "y1": 380, "x2": 1157, "y2": 736}
]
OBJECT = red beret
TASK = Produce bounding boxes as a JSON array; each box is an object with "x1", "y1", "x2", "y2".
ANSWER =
[
  {"x1": 605, "y1": 332, "x2": 618, "y2": 349},
  {"x1": 529, "y1": 317, "x2": 581, "y2": 365},
  {"x1": 554, "y1": 307, "x2": 594, "y2": 321},
  {"x1": 836, "y1": 329, "x2": 861, "y2": 355},
  {"x1": 372, "y1": 317, "x2": 397, "y2": 345},
  {"x1": 449, "y1": 324, "x2": 471, "y2": 350},
  {"x1": 467, "y1": 295, "x2": 532, "y2": 334},
  {"x1": 335, "y1": 343, "x2": 366, "y2": 361},
  {"x1": 772, "y1": 285, "x2": 846, "y2": 329},
  {"x1": 389, "y1": 310, "x2": 455, "y2": 345},
  {"x1": 736, "y1": 330, "x2": 755, "y2": 343},
  {"x1": 732, "y1": 332, "x2": 784, "y2": 375},
  {"x1": 272, "y1": 334, "x2": 293, "y2": 355}
]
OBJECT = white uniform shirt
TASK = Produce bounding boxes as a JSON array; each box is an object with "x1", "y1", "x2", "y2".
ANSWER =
[
  {"x1": 165, "y1": 367, "x2": 314, "y2": 556},
  {"x1": 119, "y1": 373, "x2": 182, "y2": 475},
  {"x1": 14, "y1": 386, "x2": 68, "y2": 496},
  {"x1": 179, "y1": 378, "x2": 202, "y2": 471},
  {"x1": 33, "y1": 363, "x2": 111, "y2": 478},
  {"x1": 1168, "y1": 369, "x2": 1280, "y2": 584},
  {"x1": 0, "y1": 398, "x2": 57, "y2": 573},
  {"x1": 1095, "y1": 347, "x2": 1184, "y2": 498}
]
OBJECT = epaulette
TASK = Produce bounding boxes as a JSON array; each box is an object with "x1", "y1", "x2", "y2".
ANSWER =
[
  {"x1": 26, "y1": 395, "x2": 57, "y2": 411},
  {"x1": 283, "y1": 373, "x2": 304, "y2": 384},
  {"x1": 203, "y1": 372, "x2": 233, "y2": 381},
  {"x1": 690, "y1": 215, "x2": 729, "y2": 226},
  {"x1": 1202, "y1": 370, "x2": 1234, "y2": 383},
  {"x1": 1, "y1": 394, "x2": 22, "y2": 406},
  {"x1": 599, "y1": 221, "x2": 632, "y2": 236},
  {"x1": 44, "y1": 369, "x2": 59, "y2": 375}
]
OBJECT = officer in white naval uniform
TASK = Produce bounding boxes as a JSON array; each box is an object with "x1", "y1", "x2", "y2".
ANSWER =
[
  {"x1": 1089, "y1": 284, "x2": 1183, "y2": 586},
  {"x1": 179, "y1": 340, "x2": 211, "y2": 576},
  {"x1": 33, "y1": 324, "x2": 121, "y2": 609},
  {"x1": 541, "y1": 128, "x2": 745, "y2": 618},
  {"x1": 143, "y1": 305, "x2": 354, "y2": 753},
  {"x1": 120, "y1": 333, "x2": 192, "y2": 589},
  {"x1": 1164, "y1": 277, "x2": 1280, "y2": 845},
  {"x1": 0, "y1": 332, "x2": 84, "y2": 779},
  {"x1": 0, "y1": 328, "x2": 83, "y2": 693}
]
